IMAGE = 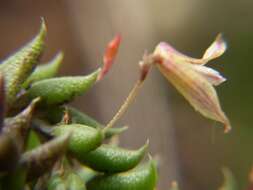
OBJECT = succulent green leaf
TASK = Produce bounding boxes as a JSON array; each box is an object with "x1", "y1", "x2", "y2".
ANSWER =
[
  {"x1": 66, "y1": 173, "x2": 86, "y2": 190},
  {"x1": 41, "y1": 106, "x2": 102, "y2": 128},
  {"x1": 40, "y1": 106, "x2": 127, "y2": 139},
  {"x1": 104, "y1": 126, "x2": 128, "y2": 139},
  {"x1": 219, "y1": 168, "x2": 237, "y2": 190},
  {"x1": 52, "y1": 124, "x2": 103, "y2": 159},
  {"x1": 25, "y1": 69, "x2": 99, "y2": 106},
  {"x1": 31, "y1": 118, "x2": 53, "y2": 138},
  {"x1": 20, "y1": 133, "x2": 70, "y2": 180},
  {"x1": 3, "y1": 98, "x2": 40, "y2": 151},
  {"x1": 25, "y1": 130, "x2": 41, "y2": 151},
  {"x1": 22, "y1": 52, "x2": 63, "y2": 89},
  {"x1": 0, "y1": 133, "x2": 20, "y2": 173},
  {"x1": 67, "y1": 106, "x2": 101, "y2": 128},
  {"x1": 77, "y1": 166, "x2": 98, "y2": 183},
  {"x1": 47, "y1": 174, "x2": 66, "y2": 190},
  {"x1": 80, "y1": 142, "x2": 148, "y2": 173},
  {"x1": 87, "y1": 159, "x2": 158, "y2": 190},
  {"x1": 0, "y1": 20, "x2": 46, "y2": 105}
]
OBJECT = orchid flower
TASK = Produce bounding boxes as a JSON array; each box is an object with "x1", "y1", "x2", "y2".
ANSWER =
[{"x1": 152, "y1": 34, "x2": 231, "y2": 132}]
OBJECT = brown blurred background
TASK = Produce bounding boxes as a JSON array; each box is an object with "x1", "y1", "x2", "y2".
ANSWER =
[{"x1": 0, "y1": 1, "x2": 252, "y2": 190}]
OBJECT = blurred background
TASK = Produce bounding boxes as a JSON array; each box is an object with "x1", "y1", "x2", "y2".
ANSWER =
[{"x1": 0, "y1": 1, "x2": 252, "y2": 189}]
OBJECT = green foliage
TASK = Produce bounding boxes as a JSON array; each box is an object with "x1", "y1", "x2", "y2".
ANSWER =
[
  {"x1": 0, "y1": 19, "x2": 240, "y2": 190},
  {"x1": 47, "y1": 173, "x2": 66, "y2": 190},
  {"x1": 52, "y1": 124, "x2": 104, "y2": 157},
  {"x1": 66, "y1": 173, "x2": 87, "y2": 190},
  {"x1": 0, "y1": 20, "x2": 46, "y2": 106},
  {"x1": 80, "y1": 142, "x2": 148, "y2": 173},
  {"x1": 25, "y1": 71, "x2": 99, "y2": 106},
  {"x1": 0, "y1": 21, "x2": 158, "y2": 190},
  {"x1": 86, "y1": 159, "x2": 158, "y2": 190},
  {"x1": 22, "y1": 52, "x2": 64, "y2": 89},
  {"x1": 219, "y1": 168, "x2": 238, "y2": 190}
]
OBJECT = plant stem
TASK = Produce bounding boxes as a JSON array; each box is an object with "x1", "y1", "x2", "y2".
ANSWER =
[
  {"x1": 103, "y1": 53, "x2": 154, "y2": 132},
  {"x1": 103, "y1": 79, "x2": 144, "y2": 132}
]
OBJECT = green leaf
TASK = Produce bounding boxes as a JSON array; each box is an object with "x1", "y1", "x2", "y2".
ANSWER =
[
  {"x1": 76, "y1": 166, "x2": 98, "y2": 183},
  {"x1": 219, "y1": 168, "x2": 237, "y2": 190},
  {"x1": 40, "y1": 106, "x2": 102, "y2": 128},
  {"x1": 25, "y1": 130, "x2": 41, "y2": 151},
  {"x1": 25, "y1": 69, "x2": 99, "y2": 106},
  {"x1": 87, "y1": 159, "x2": 158, "y2": 190},
  {"x1": 39, "y1": 106, "x2": 128, "y2": 139},
  {"x1": 22, "y1": 52, "x2": 63, "y2": 89},
  {"x1": 52, "y1": 124, "x2": 103, "y2": 158},
  {"x1": 0, "y1": 20, "x2": 46, "y2": 105},
  {"x1": 3, "y1": 98, "x2": 40, "y2": 151},
  {"x1": 66, "y1": 173, "x2": 86, "y2": 190},
  {"x1": 79, "y1": 141, "x2": 148, "y2": 173},
  {"x1": 104, "y1": 126, "x2": 128, "y2": 139},
  {"x1": 20, "y1": 133, "x2": 70, "y2": 180},
  {"x1": 47, "y1": 174, "x2": 66, "y2": 190}
]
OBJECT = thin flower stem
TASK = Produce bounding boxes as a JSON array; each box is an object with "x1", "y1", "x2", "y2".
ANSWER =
[
  {"x1": 103, "y1": 53, "x2": 154, "y2": 133},
  {"x1": 103, "y1": 79, "x2": 144, "y2": 132}
]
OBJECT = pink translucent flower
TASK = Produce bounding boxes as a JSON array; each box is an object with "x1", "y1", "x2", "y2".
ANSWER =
[{"x1": 153, "y1": 34, "x2": 231, "y2": 132}]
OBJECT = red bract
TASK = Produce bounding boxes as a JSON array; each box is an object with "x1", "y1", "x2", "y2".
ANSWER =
[{"x1": 97, "y1": 34, "x2": 121, "y2": 81}]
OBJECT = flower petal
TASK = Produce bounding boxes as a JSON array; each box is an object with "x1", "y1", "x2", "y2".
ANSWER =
[
  {"x1": 156, "y1": 34, "x2": 226, "y2": 65},
  {"x1": 97, "y1": 34, "x2": 121, "y2": 81},
  {"x1": 202, "y1": 33, "x2": 227, "y2": 62},
  {"x1": 156, "y1": 42, "x2": 207, "y2": 65},
  {"x1": 191, "y1": 65, "x2": 226, "y2": 86},
  {"x1": 156, "y1": 58, "x2": 231, "y2": 132}
]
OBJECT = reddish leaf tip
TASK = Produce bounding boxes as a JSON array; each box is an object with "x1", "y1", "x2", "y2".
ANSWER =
[{"x1": 97, "y1": 34, "x2": 121, "y2": 81}]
